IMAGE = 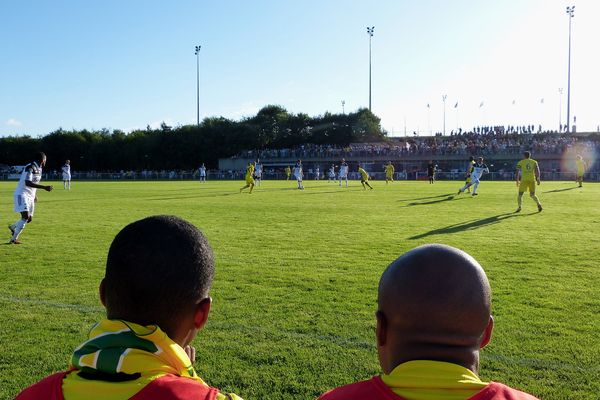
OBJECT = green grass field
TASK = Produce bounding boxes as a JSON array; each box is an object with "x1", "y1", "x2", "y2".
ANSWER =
[{"x1": 1, "y1": 179, "x2": 599, "y2": 399}]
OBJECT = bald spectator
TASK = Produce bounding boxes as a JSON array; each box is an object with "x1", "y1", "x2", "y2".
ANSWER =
[{"x1": 319, "y1": 244, "x2": 539, "y2": 400}]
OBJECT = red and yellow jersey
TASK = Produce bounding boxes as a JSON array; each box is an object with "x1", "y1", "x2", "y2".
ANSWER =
[
  {"x1": 16, "y1": 320, "x2": 243, "y2": 400},
  {"x1": 516, "y1": 158, "x2": 538, "y2": 181},
  {"x1": 319, "y1": 360, "x2": 539, "y2": 400}
]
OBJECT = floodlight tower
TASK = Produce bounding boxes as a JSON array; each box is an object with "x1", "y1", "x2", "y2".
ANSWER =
[
  {"x1": 341, "y1": 100, "x2": 346, "y2": 114},
  {"x1": 566, "y1": 6, "x2": 574, "y2": 133},
  {"x1": 442, "y1": 94, "x2": 447, "y2": 135},
  {"x1": 558, "y1": 88, "x2": 563, "y2": 132},
  {"x1": 367, "y1": 26, "x2": 374, "y2": 111},
  {"x1": 195, "y1": 45, "x2": 201, "y2": 125}
]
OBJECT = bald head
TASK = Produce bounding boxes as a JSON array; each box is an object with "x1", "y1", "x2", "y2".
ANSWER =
[{"x1": 376, "y1": 244, "x2": 493, "y2": 373}]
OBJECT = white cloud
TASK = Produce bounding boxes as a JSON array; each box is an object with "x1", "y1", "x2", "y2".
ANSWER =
[{"x1": 6, "y1": 118, "x2": 22, "y2": 127}]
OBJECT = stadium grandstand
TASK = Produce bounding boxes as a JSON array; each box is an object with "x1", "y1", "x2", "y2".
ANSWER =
[{"x1": 220, "y1": 130, "x2": 600, "y2": 182}]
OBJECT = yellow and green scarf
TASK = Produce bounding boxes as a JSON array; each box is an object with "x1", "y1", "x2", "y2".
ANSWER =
[{"x1": 62, "y1": 319, "x2": 206, "y2": 400}]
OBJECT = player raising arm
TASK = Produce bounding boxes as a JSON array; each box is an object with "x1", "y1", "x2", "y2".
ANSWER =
[{"x1": 9, "y1": 152, "x2": 53, "y2": 244}]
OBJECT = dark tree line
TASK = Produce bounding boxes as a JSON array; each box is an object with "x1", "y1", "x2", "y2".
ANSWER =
[{"x1": 0, "y1": 106, "x2": 385, "y2": 171}]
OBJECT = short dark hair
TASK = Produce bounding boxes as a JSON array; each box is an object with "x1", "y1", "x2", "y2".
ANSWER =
[
  {"x1": 103, "y1": 215, "x2": 215, "y2": 329},
  {"x1": 35, "y1": 152, "x2": 46, "y2": 163},
  {"x1": 524, "y1": 151, "x2": 531, "y2": 158}
]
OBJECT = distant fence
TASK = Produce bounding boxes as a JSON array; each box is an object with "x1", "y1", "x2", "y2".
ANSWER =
[
  {"x1": 413, "y1": 171, "x2": 599, "y2": 182},
  {"x1": 0, "y1": 171, "x2": 598, "y2": 182}
]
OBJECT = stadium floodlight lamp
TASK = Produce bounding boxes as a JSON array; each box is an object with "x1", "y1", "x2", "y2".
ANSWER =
[
  {"x1": 566, "y1": 6, "x2": 575, "y2": 16},
  {"x1": 442, "y1": 95, "x2": 447, "y2": 135},
  {"x1": 195, "y1": 45, "x2": 202, "y2": 125},
  {"x1": 367, "y1": 26, "x2": 375, "y2": 111},
  {"x1": 565, "y1": 6, "x2": 574, "y2": 133}
]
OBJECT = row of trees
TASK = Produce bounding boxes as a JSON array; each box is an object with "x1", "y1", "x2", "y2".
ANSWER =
[{"x1": 0, "y1": 106, "x2": 385, "y2": 171}]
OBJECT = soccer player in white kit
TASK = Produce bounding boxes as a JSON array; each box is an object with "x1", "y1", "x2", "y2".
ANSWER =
[
  {"x1": 62, "y1": 159, "x2": 71, "y2": 189},
  {"x1": 199, "y1": 163, "x2": 207, "y2": 182},
  {"x1": 328, "y1": 164, "x2": 336, "y2": 182},
  {"x1": 254, "y1": 159, "x2": 263, "y2": 186},
  {"x1": 293, "y1": 160, "x2": 304, "y2": 190},
  {"x1": 458, "y1": 157, "x2": 489, "y2": 196},
  {"x1": 9, "y1": 152, "x2": 53, "y2": 244},
  {"x1": 338, "y1": 159, "x2": 349, "y2": 187},
  {"x1": 315, "y1": 166, "x2": 320, "y2": 180}
]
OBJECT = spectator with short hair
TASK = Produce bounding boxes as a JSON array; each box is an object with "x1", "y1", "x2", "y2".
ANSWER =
[
  {"x1": 319, "y1": 244, "x2": 540, "y2": 400},
  {"x1": 17, "y1": 215, "x2": 243, "y2": 400}
]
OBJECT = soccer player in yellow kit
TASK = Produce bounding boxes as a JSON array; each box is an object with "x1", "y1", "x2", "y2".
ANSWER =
[
  {"x1": 384, "y1": 161, "x2": 394, "y2": 184},
  {"x1": 285, "y1": 165, "x2": 291, "y2": 181},
  {"x1": 464, "y1": 156, "x2": 475, "y2": 193},
  {"x1": 575, "y1": 155, "x2": 586, "y2": 187},
  {"x1": 515, "y1": 151, "x2": 542, "y2": 213},
  {"x1": 358, "y1": 165, "x2": 374, "y2": 190},
  {"x1": 240, "y1": 162, "x2": 255, "y2": 194}
]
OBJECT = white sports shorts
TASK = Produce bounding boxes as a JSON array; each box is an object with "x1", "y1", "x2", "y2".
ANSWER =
[{"x1": 14, "y1": 194, "x2": 35, "y2": 215}]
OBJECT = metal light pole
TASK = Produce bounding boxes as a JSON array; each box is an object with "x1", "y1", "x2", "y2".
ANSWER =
[
  {"x1": 442, "y1": 95, "x2": 447, "y2": 135},
  {"x1": 367, "y1": 26, "x2": 374, "y2": 111},
  {"x1": 195, "y1": 45, "x2": 201, "y2": 125},
  {"x1": 566, "y1": 6, "x2": 574, "y2": 133},
  {"x1": 558, "y1": 88, "x2": 563, "y2": 132},
  {"x1": 341, "y1": 100, "x2": 345, "y2": 114}
]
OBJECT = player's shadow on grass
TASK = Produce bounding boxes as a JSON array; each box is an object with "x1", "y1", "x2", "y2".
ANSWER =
[
  {"x1": 397, "y1": 193, "x2": 456, "y2": 202},
  {"x1": 543, "y1": 187, "x2": 579, "y2": 193},
  {"x1": 409, "y1": 212, "x2": 530, "y2": 240},
  {"x1": 400, "y1": 195, "x2": 465, "y2": 207}
]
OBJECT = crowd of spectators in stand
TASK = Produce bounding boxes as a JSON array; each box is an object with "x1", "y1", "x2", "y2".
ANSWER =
[{"x1": 234, "y1": 128, "x2": 600, "y2": 160}]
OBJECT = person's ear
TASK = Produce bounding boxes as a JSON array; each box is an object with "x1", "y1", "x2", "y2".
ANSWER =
[
  {"x1": 99, "y1": 279, "x2": 107, "y2": 307},
  {"x1": 376, "y1": 310, "x2": 388, "y2": 347},
  {"x1": 480, "y1": 316, "x2": 494, "y2": 349},
  {"x1": 193, "y1": 297, "x2": 212, "y2": 329}
]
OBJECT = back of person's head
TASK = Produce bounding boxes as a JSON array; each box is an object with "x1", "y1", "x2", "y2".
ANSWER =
[
  {"x1": 103, "y1": 215, "x2": 214, "y2": 334},
  {"x1": 376, "y1": 244, "x2": 492, "y2": 374},
  {"x1": 524, "y1": 151, "x2": 531, "y2": 158}
]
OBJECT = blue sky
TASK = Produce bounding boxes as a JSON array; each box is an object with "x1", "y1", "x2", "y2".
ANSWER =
[{"x1": 1, "y1": 0, "x2": 597, "y2": 137}]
